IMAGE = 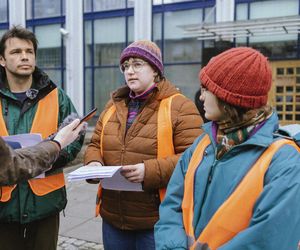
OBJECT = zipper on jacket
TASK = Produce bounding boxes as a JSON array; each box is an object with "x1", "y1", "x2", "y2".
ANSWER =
[{"x1": 198, "y1": 159, "x2": 218, "y2": 220}]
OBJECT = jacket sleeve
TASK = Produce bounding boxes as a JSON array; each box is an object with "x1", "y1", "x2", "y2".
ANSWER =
[
  {"x1": 84, "y1": 102, "x2": 113, "y2": 165},
  {"x1": 154, "y1": 139, "x2": 200, "y2": 250},
  {"x1": 51, "y1": 88, "x2": 84, "y2": 170},
  {"x1": 143, "y1": 96, "x2": 203, "y2": 190},
  {"x1": 219, "y1": 144, "x2": 300, "y2": 250},
  {"x1": 0, "y1": 138, "x2": 60, "y2": 185}
]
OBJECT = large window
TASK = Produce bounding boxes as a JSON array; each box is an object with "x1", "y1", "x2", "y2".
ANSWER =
[
  {"x1": 157, "y1": 7, "x2": 204, "y2": 100},
  {"x1": 26, "y1": 0, "x2": 65, "y2": 88},
  {"x1": 84, "y1": 12, "x2": 133, "y2": 113}
]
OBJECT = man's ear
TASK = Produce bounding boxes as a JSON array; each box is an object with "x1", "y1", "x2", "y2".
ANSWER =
[{"x1": 0, "y1": 56, "x2": 5, "y2": 67}]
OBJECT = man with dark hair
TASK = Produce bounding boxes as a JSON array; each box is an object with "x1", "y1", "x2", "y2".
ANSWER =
[{"x1": 0, "y1": 26, "x2": 84, "y2": 250}]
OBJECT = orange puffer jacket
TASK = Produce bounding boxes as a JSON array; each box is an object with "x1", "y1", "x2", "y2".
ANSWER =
[{"x1": 84, "y1": 79, "x2": 203, "y2": 230}]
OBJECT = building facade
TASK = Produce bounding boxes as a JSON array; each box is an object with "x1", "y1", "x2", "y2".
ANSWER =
[{"x1": 1, "y1": 0, "x2": 300, "y2": 124}]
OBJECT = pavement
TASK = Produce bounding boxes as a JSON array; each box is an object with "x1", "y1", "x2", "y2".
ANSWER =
[
  {"x1": 57, "y1": 127, "x2": 104, "y2": 249},
  {"x1": 58, "y1": 164, "x2": 104, "y2": 249}
]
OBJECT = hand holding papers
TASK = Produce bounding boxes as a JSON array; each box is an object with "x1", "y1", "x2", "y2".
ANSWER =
[
  {"x1": 3, "y1": 133, "x2": 45, "y2": 179},
  {"x1": 67, "y1": 166, "x2": 143, "y2": 192}
]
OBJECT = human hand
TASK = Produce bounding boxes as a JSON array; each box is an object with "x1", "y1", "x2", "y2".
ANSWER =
[
  {"x1": 54, "y1": 119, "x2": 85, "y2": 149},
  {"x1": 121, "y1": 163, "x2": 145, "y2": 183},
  {"x1": 86, "y1": 161, "x2": 103, "y2": 184}
]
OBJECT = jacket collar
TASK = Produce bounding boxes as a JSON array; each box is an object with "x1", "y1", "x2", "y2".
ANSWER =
[
  {"x1": 111, "y1": 78, "x2": 180, "y2": 103},
  {"x1": 0, "y1": 66, "x2": 56, "y2": 99}
]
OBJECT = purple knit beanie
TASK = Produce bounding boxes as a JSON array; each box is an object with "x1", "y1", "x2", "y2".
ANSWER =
[{"x1": 120, "y1": 40, "x2": 163, "y2": 76}]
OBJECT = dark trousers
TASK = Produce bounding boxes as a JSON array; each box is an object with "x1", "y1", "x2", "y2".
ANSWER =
[
  {"x1": 102, "y1": 220, "x2": 155, "y2": 250},
  {"x1": 0, "y1": 213, "x2": 59, "y2": 250}
]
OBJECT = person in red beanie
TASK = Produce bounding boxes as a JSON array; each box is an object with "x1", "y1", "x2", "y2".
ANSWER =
[
  {"x1": 84, "y1": 40, "x2": 203, "y2": 250},
  {"x1": 155, "y1": 47, "x2": 300, "y2": 250}
]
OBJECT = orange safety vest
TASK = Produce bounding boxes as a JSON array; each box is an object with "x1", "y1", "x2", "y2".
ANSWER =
[
  {"x1": 95, "y1": 93, "x2": 182, "y2": 216},
  {"x1": 0, "y1": 88, "x2": 65, "y2": 202},
  {"x1": 182, "y1": 134, "x2": 300, "y2": 250}
]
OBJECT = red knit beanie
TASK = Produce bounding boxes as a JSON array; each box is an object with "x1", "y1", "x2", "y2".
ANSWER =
[{"x1": 199, "y1": 47, "x2": 272, "y2": 109}]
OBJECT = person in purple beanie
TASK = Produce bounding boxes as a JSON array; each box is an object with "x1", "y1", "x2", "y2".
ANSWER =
[{"x1": 84, "y1": 40, "x2": 203, "y2": 250}]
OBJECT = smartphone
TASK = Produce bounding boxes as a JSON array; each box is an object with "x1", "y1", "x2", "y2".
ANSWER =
[{"x1": 74, "y1": 108, "x2": 97, "y2": 129}]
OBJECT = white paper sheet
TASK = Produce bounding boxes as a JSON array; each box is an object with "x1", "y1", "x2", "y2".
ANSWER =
[
  {"x1": 101, "y1": 169, "x2": 143, "y2": 192},
  {"x1": 3, "y1": 133, "x2": 42, "y2": 148},
  {"x1": 67, "y1": 166, "x2": 143, "y2": 192}
]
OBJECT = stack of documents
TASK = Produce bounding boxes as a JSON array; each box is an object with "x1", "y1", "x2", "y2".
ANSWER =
[{"x1": 67, "y1": 166, "x2": 121, "y2": 181}]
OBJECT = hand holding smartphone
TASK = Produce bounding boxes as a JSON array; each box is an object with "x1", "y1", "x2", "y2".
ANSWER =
[{"x1": 74, "y1": 108, "x2": 97, "y2": 130}]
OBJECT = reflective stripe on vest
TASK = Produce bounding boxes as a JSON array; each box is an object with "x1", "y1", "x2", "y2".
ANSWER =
[
  {"x1": 182, "y1": 135, "x2": 300, "y2": 250},
  {"x1": 95, "y1": 93, "x2": 183, "y2": 216},
  {"x1": 0, "y1": 88, "x2": 64, "y2": 202}
]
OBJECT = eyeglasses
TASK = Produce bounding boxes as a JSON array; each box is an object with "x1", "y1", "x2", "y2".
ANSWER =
[{"x1": 120, "y1": 60, "x2": 147, "y2": 73}]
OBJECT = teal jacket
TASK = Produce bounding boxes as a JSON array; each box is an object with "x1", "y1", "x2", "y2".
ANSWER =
[
  {"x1": 0, "y1": 67, "x2": 84, "y2": 224},
  {"x1": 155, "y1": 112, "x2": 300, "y2": 250}
]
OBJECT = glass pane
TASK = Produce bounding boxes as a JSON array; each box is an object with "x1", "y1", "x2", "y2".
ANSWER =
[
  {"x1": 296, "y1": 86, "x2": 300, "y2": 92},
  {"x1": 84, "y1": 0, "x2": 92, "y2": 12},
  {"x1": 286, "y1": 96, "x2": 293, "y2": 102},
  {"x1": 127, "y1": 0, "x2": 134, "y2": 8},
  {"x1": 296, "y1": 77, "x2": 300, "y2": 84},
  {"x1": 236, "y1": 3, "x2": 248, "y2": 21},
  {"x1": 204, "y1": 7, "x2": 215, "y2": 24},
  {"x1": 153, "y1": 13, "x2": 162, "y2": 48},
  {"x1": 286, "y1": 105, "x2": 293, "y2": 111},
  {"x1": 0, "y1": 0, "x2": 8, "y2": 22},
  {"x1": 286, "y1": 114, "x2": 293, "y2": 120},
  {"x1": 277, "y1": 68, "x2": 284, "y2": 75},
  {"x1": 276, "y1": 86, "x2": 284, "y2": 93},
  {"x1": 287, "y1": 68, "x2": 294, "y2": 75},
  {"x1": 164, "y1": 9, "x2": 203, "y2": 63},
  {"x1": 276, "y1": 96, "x2": 283, "y2": 102},
  {"x1": 296, "y1": 114, "x2": 300, "y2": 120},
  {"x1": 35, "y1": 25, "x2": 62, "y2": 67},
  {"x1": 278, "y1": 114, "x2": 282, "y2": 120},
  {"x1": 128, "y1": 16, "x2": 134, "y2": 43},
  {"x1": 26, "y1": 0, "x2": 32, "y2": 19},
  {"x1": 286, "y1": 86, "x2": 294, "y2": 92},
  {"x1": 164, "y1": 64, "x2": 200, "y2": 100},
  {"x1": 94, "y1": 17, "x2": 125, "y2": 66},
  {"x1": 94, "y1": 67, "x2": 123, "y2": 112},
  {"x1": 296, "y1": 67, "x2": 300, "y2": 75},
  {"x1": 276, "y1": 105, "x2": 283, "y2": 111},
  {"x1": 250, "y1": 0, "x2": 298, "y2": 19},
  {"x1": 62, "y1": 0, "x2": 65, "y2": 15},
  {"x1": 153, "y1": 0, "x2": 162, "y2": 5},
  {"x1": 85, "y1": 21, "x2": 92, "y2": 67},
  {"x1": 0, "y1": 29, "x2": 6, "y2": 38},
  {"x1": 296, "y1": 105, "x2": 300, "y2": 111},
  {"x1": 43, "y1": 69, "x2": 62, "y2": 88},
  {"x1": 250, "y1": 40, "x2": 297, "y2": 58},
  {"x1": 93, "y1": 0, "x2": 126, "y2": 11},
  {"x1": 33, "y1": 0, "x2": 61, "y2": 18},
  {"x1": 84, "y1": 68, "x2": 93, "y2": 113}
]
